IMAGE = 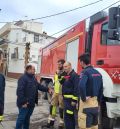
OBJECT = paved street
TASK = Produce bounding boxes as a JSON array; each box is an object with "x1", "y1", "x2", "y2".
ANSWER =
[
  {"x1": 2, "y1": 78, "x2": 120, "y2": 129},
  {"x1": 1, "y1": 78, "x2": 80, "y2": 129},
  {"x1": 1, "y1": 78, "x2": 50, "y2": 129}
]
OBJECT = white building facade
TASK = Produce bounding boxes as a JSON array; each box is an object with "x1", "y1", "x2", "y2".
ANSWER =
[{"x1": 0, "y1": 21, "x2": 55, "y2": 78}]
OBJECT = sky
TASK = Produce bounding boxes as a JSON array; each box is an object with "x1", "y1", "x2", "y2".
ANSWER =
[{"x1": 0, "y1": 0, "x2": 120, "y2": 37}]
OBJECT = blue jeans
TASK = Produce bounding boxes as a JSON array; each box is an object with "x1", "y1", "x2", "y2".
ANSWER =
[{"x1": 15, "y1": 107, "x2": 34, "y2": 129}]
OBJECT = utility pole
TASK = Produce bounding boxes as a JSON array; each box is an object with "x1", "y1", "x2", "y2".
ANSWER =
[{"x1": 25, "y1": 42, "x2": 30, "y2": 67}]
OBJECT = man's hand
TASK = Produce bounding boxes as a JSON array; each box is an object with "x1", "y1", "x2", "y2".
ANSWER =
[
  {"x1": 71, "y1": 101, "x2": 77, "y2": 107},
  {"x1": 22, "y1": 103, "x2": 28, "y2": 108},
  {"x1": 0, "y1": 115, "x2": 4, "y2": 122},
  {"x1": 35, "y1": 74, "x2": 41, "y2": 83},
  {"x1": 48, "y1": 87, "x2": 54, "y2": 95}
]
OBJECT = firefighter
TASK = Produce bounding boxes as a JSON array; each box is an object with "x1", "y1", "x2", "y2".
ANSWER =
[
  {"x1": 0, "y1": 50, "x2": 5, "y2": 124},
  {"x1": 61, "y1": 62, "x2": 79, "y2": 129},
  {"x1": 78, "y1": 53, "x2": 103, "y2": 129},
  {"x1": 45, "y1": 59, "x2": 66, "y2": 129}
]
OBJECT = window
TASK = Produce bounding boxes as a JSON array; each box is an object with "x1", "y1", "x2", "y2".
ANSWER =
[
  {"x1": 29, "y1": 57, "x2": 32, "y2": 61},
  {"x1": 23, "y1": 33, "x2": 27, "y2": 42},
  {"x1": 4, "y1": 50, "x2": 7, "y2": 59},
  {"x1": 23, "y1": 37, "x2": 26, "y2": 42},
  {"x1": 39, "y1": 38, "x2": 43, "y2": 43},
  {"x1": 16, "y1": 33, "x2": 19, "y2": 42},
  {"x1": 14, "y1": 47, "x2": 18, "y2": 58},
  {"x1": 66, "y1": 38, "x2": 79, "y2": 72},
  {"x1": 34, "y1": 34, "x2": 39, "y2": 42},
  {"x1": 101, "y1": 23, "x2": 120, "y2": 45},
  {"x1": 32, "y1": 55, "x2": 36, "y2": 58},
  {"x1": 11, "y1": 47, "x2": 18, "y2": 59}
]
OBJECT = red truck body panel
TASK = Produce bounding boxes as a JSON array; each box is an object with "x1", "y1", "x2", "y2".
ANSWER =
[
  {"x1": 41, "y1": 34, "x2": 67, "y2": 77},
  {"x1": 40, "y1": 18, "x2": 120, "y2": 84},
  {"x1": 91, "y1": 19, "x2": 120, "y2": 84},
  {"x1": 40, "y1": 20, "x2": 86, "y2": 77}
]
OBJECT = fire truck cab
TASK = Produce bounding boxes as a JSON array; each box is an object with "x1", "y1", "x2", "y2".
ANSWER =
[{"x1": 39, "y1": 6, "x2": 120, "y2": 129}]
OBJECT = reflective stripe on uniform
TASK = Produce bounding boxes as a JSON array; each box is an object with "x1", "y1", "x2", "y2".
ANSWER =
[
  {"x1": 64, "y1": 95, "x2": 78, "y2": 100},
  {"x1": 54, "y1": 74, "x2": 61, "y2": 93},
  {"x1": 72, "y1": 96, "x2": 78, "y2": 101},
  {"x1": 64, "y1": 95, "x2": 73, "y2": 98},
  {"x1": 52, "y1": 105, "x2": 57, "y2": 116},
  {"x1": 0, "y1": 116, "x2": 4, "y2": 121},
  {"x1": 66, "y1": 110, "x2": 73, "y2": 115},
  {"x1": 58, "y1": 76, "x2": 64, "y2": 81}
]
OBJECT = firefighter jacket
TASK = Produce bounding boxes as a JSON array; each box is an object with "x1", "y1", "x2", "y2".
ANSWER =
[
  {"x1": 0, "y1": 73, "x2": 5, "y2": 116},
  {"x1": 79, "y1": 66, "x2": 103, "y2": 103},
  {"x1": 54, "y1": 70, "x2": 66, "y2": 94},
  {"x1": 61, "y1": 70, "x2": 79, "y2": 102}
]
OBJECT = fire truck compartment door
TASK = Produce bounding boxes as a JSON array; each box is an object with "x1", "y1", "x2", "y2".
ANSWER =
[{"x1": 66, "y1": 38, "x2": 79, "y2": 72}]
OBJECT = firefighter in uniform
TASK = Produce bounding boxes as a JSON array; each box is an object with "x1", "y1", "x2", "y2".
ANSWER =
[
  {"x1": 78, "y1": 53, "x2": 103, "y2": 129},
  {"x1": 0, "y1": 50, "x2": 5, "y2": 124},
  {"x1": 46, "y1": 59, "x2": 66, "y2": 129},
  {"x1": 60, "y1": 62, "x2": 79, "y2": 129}
]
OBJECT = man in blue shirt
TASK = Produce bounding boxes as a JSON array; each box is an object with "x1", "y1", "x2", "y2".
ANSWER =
[{"x1": 78, "y1": 53, "x2": 103, "y2": 129}]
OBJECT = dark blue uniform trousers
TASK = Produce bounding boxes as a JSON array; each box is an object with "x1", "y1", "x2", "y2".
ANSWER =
[{"x1": 64, "y1": 99, "x2": 76, "y2": 129}]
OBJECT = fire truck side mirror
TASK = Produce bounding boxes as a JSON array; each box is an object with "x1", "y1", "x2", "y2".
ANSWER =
[
  {"x1": 108, "y1": 7, "x2": 118, "y2": 29},
  {"x1": 108, "y1": 6, "x2": 120, "y2": 40},
  {"x1": 108, "y1": 29, "x2": 118, "y2": 40}
]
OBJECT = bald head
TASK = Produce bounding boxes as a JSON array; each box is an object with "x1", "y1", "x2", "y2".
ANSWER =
[
  {"x1": 64, "y1": 62, "x2": 71, "y2": 66},
  {"x1": 63, "y1": 62, "x2": 72, "y2": 74}
]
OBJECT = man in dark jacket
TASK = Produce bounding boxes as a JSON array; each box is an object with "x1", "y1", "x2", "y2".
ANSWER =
[
  {"x1": 15, "y1": 64, "x2": 53, "y2": 129},
  {"x1": 0, "y1": 50, "x2": 5, "y2": 123}
]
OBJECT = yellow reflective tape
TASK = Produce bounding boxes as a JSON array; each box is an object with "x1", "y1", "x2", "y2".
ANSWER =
[
  {"x1": 64, "y1": 95, "x2": 73, "y2": 98},
  {"x1": 0, "y1": 116, "x2": 4, "y2": 121},
  {"x1": 72, "y1": 96, "x2": 78, "y2": 101},
  {"x1": 66, "y1": 110, "x2": 73, "y2": 115},
  {"x1": 52, "y1": 106, "x2": 57, "y2": 116},
  {"x1": 58, "y1": 76, "x2": 64, "y2": 81},
  {"x1": 64, "y1": 95, "x2": 78, "y2": 100},
  {"x1": 58, "y1": 78, "x2": 63, "y2": 81}
]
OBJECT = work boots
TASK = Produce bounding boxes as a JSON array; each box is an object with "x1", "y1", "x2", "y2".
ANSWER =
[
  {"x1": 58, "y1": 119, "x2": 64, "y2": 129},
  {"x1": 58, "y1": 125, "x2": 64, "y2": 129},
  {"x1": 41, "y1": 120, "x2": 54, "y2": 129}
]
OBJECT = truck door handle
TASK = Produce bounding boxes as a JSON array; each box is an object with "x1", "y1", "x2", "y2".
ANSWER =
[{"x1": 96, "y1": 60, "x2": 104, "y2": 65}]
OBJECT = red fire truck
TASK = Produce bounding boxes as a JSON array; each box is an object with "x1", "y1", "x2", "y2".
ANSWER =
[{"x1": 39, "y1": 7, "x2": 120, "y2": 129}]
